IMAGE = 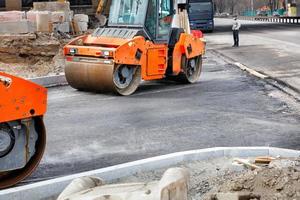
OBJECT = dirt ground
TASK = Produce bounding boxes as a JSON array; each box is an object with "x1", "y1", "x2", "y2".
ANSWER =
[
  {"x1": 0, "y1": 33, "x2": 68, "y2": 78},
  {"x1": 116, "y1": 157, "x2": 300, "y2": 200}
]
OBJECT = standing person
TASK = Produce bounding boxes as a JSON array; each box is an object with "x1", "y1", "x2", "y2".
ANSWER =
[{"x1": 232, "y1": 16, "x2": 241, "y2": 47}]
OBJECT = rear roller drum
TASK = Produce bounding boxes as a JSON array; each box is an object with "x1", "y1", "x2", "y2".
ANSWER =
[
  {"x1": 0, "y1": 117, "x2": 46, "y2": 189},
  {"x1": 113, "y1": 65, "x2": 141, "y2": 96},
  {"x1": 65, "y1": 61, "x2": 141, "y2": 95},
  {"x1": 178, "y1": 55, "x2": 202, "y2": 83}
]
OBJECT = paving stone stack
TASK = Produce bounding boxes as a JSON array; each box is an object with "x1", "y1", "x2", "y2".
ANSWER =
[
  {"x1": 73, "y1": 14, "x2": 89, "y2": 33},
  {"x1": 29, "y1": 1, "x2": 74, "y2": 33},
  {"x1": 0, "y1": 11, "x2": 35, "y2": 34},
  {"x1": 0, "y1": 2, "x2": 88, "y2": 34}
]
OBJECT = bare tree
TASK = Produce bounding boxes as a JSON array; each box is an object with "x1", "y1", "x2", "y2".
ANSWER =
[
  {"x1": 214, "y1": 0, "x2": 226, "y2": 13},
  {"x1": 213, "y1": 0, "x2": 285, "y2": 15}
]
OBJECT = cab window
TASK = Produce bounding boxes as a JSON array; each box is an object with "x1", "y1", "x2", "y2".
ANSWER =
[
  {"x1": 145, "y1": 0, "x2": 158, "y2": 38},
  {"x1": 158, "y1": 0, "x2": 172, "y2": 40}
]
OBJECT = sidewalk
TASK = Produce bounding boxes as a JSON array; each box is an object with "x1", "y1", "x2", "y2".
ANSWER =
[{"x1": 206, "y1": 18, "x2": 300, "y2": 100}]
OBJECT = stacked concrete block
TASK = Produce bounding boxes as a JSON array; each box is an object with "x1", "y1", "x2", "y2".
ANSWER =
[
  {"x1": 0, "y1": 11, "x2": 34, "y2": 34},
  {"x1": 0, "y1": 21, "x2": 35, "y2": 34},
  {"x1": 0, "y1": 1, "x2": 88, "y2": 34},
  {"x1": 33, "y1": 2, "x2": 71, "y2": 12},
  {"x1": 51, "y1": 11, "x2": 66, "y2": 23},
  {"x1": 26, "y1": 11, "x2": 39, "y2": 23},
  {"x1": 30, "y1": 2, "x2": 73, "y2": 33},
  {"x1": 36, "y1": 12, "x2": 51, "y2": 32},
  {"x1": 73, "y1": 14, "x2": 89, "y2": 33},
  {"x1": 27, "y1": 11, "x2": 71, "y2": 22},
  {"x1": 53, "y1": 22, "x2": 70, "y2": 33},
  {"x1": 0, "y1": 11, "x2": 25, "y2": 22},
  {"x1": 5, "y1": 0, "x2": 22, "y2": 11}
]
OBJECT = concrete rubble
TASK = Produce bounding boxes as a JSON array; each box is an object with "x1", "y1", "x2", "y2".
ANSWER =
[{"x1": 57, "y1": 168, "x2": 189, "y2": 200}]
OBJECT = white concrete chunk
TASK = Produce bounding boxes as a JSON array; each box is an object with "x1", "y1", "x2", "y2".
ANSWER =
[
  {"x1": 0, "y1": 20, "x2": 34, "y2": 34},
  {"x1": 51, "y1": 11, "x2": 66, "y2": 23},
  {"x1": 53, "y1": 22, "x2": 70, "y2": 33},
  {"x1": 76, "y1": 22, "x2": 88, "y2": 32},
  {"x1": 33, "y1": 2, "x2": 70, "y2": 12},
  {"x1": 57, "y1": 168, "x2": 189, "y2": 200},
  {"x1": 74, "y1": 14, "x2": 89, "y2": 23},
  {"x1": 36, "y1": 12, "x2": 51, "y2": 32},
  {"x1": 0, "y1": 11, "x2": 25, "y2": 22}
]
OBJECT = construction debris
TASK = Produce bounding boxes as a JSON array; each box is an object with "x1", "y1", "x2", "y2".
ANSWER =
[
  {"x1": 0, "y1": 1, "x2": 90, "y2": 78},
  {"x1": 108, "y1": 157, "x2": 300, "y2": 200},
  {"x1": 0, "y1": 2, "x2": 88, "y2": 34},
  {"x1": 254, "y1": 156, "x2": 276, "y2": 164},
  {"x1": 73, "y1": 14, "x2": 89, "y2": 33},
  {"x1": 208, "y1": 158, "x2": 300, "y2": 200},
  {"x1": 33, "y1": 1, "x2": 71, "y2": 12},
  {"x1": 233, "y1": 158, "x2": 261, "y2": 170},
  {"x1": 210, "y1": 192, "x2": 261, "y2": 200},
  {"x1": 57, "y1": 168, "x2": 189, "y2": 200},
  {"x1": 0, "y1": 33, "x2": 68, "y2": 78}
]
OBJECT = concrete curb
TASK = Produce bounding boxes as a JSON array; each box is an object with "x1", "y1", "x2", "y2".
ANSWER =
[
  {"x1": 28, "y1": 74, "x2": 68, "y2": 88},
  {"x1": 209, "y1": 49, "x2": 300, "y2": 101},
  {"x1": 0, "y1": 147, "x2": 299, "y2": 200}
]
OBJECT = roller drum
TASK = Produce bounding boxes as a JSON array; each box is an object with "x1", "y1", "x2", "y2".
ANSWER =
[
  {"x1": 0, "y1": 117, "x2": 46, "y2": 189},
  {"x1": 65, "y1": 61, "x2": 115, "y2": 92},
  {"x1": 65, "y1": 60, "x2": 141, "y2": 96}
]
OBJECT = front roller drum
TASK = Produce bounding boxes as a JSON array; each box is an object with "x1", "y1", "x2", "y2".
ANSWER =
[
  {"x1": 65, "y1": 61, "x2": 141, "y2": 96},
  {"x1": 0, "y1": 117, "x2": 46, "y2": 189},
  {"x1": 178, "y1": 55, "x2": 203, "y2": 83}
]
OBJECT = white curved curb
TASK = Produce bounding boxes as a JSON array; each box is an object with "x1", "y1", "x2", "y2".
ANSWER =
[
  {"x1": 0, "y1": 147, "x2": 299, "y2": 200},
  {"x1": 29, "y1": 74, "x2": 67, "y2": 88}
]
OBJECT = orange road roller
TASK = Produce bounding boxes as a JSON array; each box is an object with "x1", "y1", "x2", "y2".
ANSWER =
[
  {"x1": 64, "y1": 0, "x2": 206, "y2": 96},
  {"x1": 0, "y1": 72, "x2": 47, "y2": 189}
]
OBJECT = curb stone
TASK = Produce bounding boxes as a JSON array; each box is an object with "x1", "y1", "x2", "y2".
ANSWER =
[
  {"x1": 209, "y1": 49, "x2": 300, "y2": 101},
  {"x1": 28, "y1": 74, "x2": 68, "y2": 88},
  {"x1": 0, "y1": 147, "x2": 299, "y2": 200}
]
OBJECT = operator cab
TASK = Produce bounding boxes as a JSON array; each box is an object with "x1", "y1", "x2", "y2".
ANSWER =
[{"x1": 107, "y1": 0, "x2": 174, "y2": 42}]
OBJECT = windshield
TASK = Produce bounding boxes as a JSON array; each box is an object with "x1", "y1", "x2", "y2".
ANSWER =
[
  {"x1": 108, "y1": 0, "x2": 148, "y2": 26},
  {"x1": 189, "y1": 2, "x2": 212, "y2": 13}
]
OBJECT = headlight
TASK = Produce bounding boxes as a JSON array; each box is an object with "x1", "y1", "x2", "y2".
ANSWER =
[
  {"x1": 69, "y1": 48, "x2": 77, "y2": 55},
  {"x1": 103, "y1": 51, "x2": 110, "y2": 56}
]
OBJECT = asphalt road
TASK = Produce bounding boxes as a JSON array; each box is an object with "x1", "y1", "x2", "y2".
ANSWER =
[
  {"x1": 206, "y1": 18, "x2": 300, "y2": 94},
  {"x1": 26, "y1": 49, "x2": 300, "y2": 181}
]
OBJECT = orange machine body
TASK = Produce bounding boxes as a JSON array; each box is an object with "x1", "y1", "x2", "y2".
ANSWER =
[
  {"x1": 0, "y1": 72, "x2": 48, "y2": 123},
  {"x1": 64, "y1": 33, "x2": 205, "y2": 81}
]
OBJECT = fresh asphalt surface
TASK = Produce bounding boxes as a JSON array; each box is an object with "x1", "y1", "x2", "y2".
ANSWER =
[
  {"x1": 206, "y1": 18, "x2": 300, "y2": 93},
  {"x1": 27, "y1": 23, "x2": 300, "y2": 181}
]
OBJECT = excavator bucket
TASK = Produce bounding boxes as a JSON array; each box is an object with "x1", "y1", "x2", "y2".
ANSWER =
[{"x1": 0, "y1": 72, "x2": 47, "y2": 189}]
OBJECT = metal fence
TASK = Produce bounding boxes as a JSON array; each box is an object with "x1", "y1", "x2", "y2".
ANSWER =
[{"x1": 239, "y1": 16, "x2": 300, "y2": 24}]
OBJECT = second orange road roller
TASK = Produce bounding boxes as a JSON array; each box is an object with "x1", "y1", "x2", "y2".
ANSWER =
[
  {"x1": 0, "y1": 72, "x2": 47, "y2": 189},
  {"x1": 64, "y1": 0, "x2": 206, "y2": 95}
]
